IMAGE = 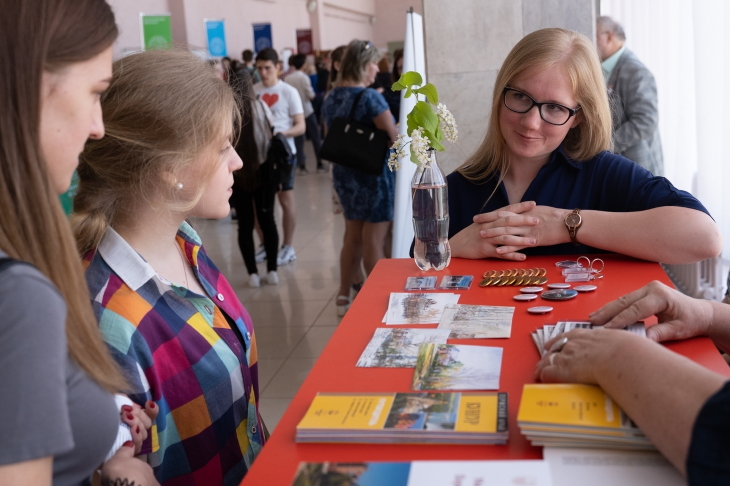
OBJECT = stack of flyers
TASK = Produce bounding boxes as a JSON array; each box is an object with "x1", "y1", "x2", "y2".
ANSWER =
[
  {"x1": 385, "y1": 292, "x2": 460, "y2": 325},
  {"x1": 438, "y1": 275, "x2": 474, "y2": 290},
  {"x1": 517, "y1": 384, "x2": 654, "y2": 451},
  {"x1": 531, "y1": 321, "x2": 647, "y2": 356},
  {"x1": 438, "y1": 304, "x2": 515, "y2": 339},
  {"x1": 411, "y1": 343, "x2": 503, "y2": 391},
  {"x1": 356, "y1": 328, "x2": 451, "y2": 368},
  {"x1": 296, "y1": 391, "x2": 509, "y2": 445}
]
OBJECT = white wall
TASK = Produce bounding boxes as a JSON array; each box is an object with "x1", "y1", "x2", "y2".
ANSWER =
[
  {"x1": 371, "y1": 0, "x2": 423, "y2": 49},
  {"x1": 107, "y1": 0, "x2": 420, "y2": 59}
]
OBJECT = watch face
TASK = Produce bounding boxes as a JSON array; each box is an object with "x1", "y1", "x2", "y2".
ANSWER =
[{"x1": 565, "y1": 214, "x2": 581, "y2": 227}]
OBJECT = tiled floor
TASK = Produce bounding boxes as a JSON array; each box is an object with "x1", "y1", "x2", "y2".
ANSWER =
[{"x1": 192, "y1": 146, "x2": 343, "y2": 433}]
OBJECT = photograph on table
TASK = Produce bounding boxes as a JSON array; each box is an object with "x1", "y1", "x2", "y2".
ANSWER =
[
  {"x1": 412, "y1": 344, "x2": 503, "y2": 390},
  {"x1": 405, "y1": 276, "x2": 438, "y2": 291},
  {"x1": 385, "y1": 292, "x2": 460, "y2": 325},
  {"x1": 437, "y1": 304, "x2": 515, "y2": 339},
  {"x1": 384, "y1": 392, "x2": 460, "y2": 431},
  {"x1": 357, "y1": 328, "x2": 450, "y2": 368}
]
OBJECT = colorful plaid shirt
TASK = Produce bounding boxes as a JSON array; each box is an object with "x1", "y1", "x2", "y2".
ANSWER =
[{"x1": 83, "y1": 222, "x2": 264, "y2": 485}]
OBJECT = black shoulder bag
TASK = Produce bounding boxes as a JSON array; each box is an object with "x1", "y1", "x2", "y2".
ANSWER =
[{"x1": 320, "y1": 89, "x2": 390, "y2": 176}]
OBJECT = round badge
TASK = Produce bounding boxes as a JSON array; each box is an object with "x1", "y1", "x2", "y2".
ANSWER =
[
  {"x1": 541, "y1": 289, "x2": 579, "y2": 301},
  {"x1": 513, "y1": 294, "x2": 538, "y2": 301},
  {"x1": 574, "y1": 285, "x2": 598, "y2": 292},
  {"x1": 555, "y1": 260, "x2": 580, "y2": 268},
  {"x1": 547, "y1": 283, "x2": 572, "y2": 289},
  {"x1": 520, "y1": 286, "x2": 544, "y2": 293},
  {"x1": 527, "y1": 306, "x2": 553, "y2": 314}
]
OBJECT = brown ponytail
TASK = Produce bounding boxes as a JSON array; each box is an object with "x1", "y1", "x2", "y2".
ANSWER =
[{"x1": 0, "y1": 0, "x2": 125, "y2": 392}]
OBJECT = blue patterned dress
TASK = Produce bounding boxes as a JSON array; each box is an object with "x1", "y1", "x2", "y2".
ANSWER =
[{"x1": 321, "y1": 87, "x2": 395, "y2": 223}]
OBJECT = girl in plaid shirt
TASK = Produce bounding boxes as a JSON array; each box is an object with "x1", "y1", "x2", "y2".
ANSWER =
[{"x1": 73, "y1": 48, "x2": 266, "y2": 485}]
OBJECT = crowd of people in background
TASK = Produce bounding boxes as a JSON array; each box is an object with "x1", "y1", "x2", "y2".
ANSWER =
[{"x1": 2, "y1": 0, "x2": 729, "y2": 483}]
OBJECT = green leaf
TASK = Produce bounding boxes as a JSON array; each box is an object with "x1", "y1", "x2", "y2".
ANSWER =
[
  {"x1": 399, "y1": 71, "x2": 423, "y2": 87},
  {"x1": 414, "y1": 83, "x2": 439, "y2": 105},
  {"x1": 406, "y1": 114, "x2": 419, "y2": 136},
  {"x1": 412, "y1": 101, "x2": 439, "y2": 134},
  {"x1": 404, "y1": 86, "x2": 413, "y2": 98},
  {"x1": 391, "y1": 81, "x2": 406, "y2": 91},
  {"x1": 434, "y1": 124, "x2": 445, "y2": 142},
  {"x1": 422, "y1": 128, "x2": 445, "y2": 151},
  {"x1": 410, "y1": 149, "x2": 420, "y2": 165}
]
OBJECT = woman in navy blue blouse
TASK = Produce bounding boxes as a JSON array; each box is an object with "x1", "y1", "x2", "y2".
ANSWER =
[{"x1": 448, "y1": 28, "x2": 720, "y2": 264}]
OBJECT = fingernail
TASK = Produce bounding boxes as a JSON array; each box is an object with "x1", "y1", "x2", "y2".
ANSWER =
[
  {"x1": 529, "y1": 239, "x2": 536, "y2": 245},
  {"x1": 122, "y1": 441, "x2": 134, "y2": 448},
  {"x1": 149, "y1": 401, "x2": 156, "y2": 409},
  {"x1": 532, "y1": 218, "x2": 539, "y2": 224},
  {"x1": 136, "y1": 425, "x2": 141, "y2": 434},
  {"x1": 479, "y1": 231, "x2": 486, "y2": 237},
  {"x1": 121, "y1": 405, "x2": 133, "y2": 412},
  {"x1": 126, "y1": 413, "x2": 134, "y2": 421}
]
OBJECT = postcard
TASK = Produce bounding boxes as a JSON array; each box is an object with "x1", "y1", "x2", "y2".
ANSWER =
[
  {"x1": 405, "y1": 276, "x2": 438, "y2": 291},
  {"x1": 437, "y1": 304, "x2": 515, "y2": 339},
  {"x1": 357, "y1": 328, "x2": 451, "y2": 368},
  {"x1": 438, "y1": 275, "x2": 474, "y2": 290},
  {"x1": 385, "y1": 292, "x2": 460, "y2": 325},
  {"x1": 412, "y1": 343, "x2": 503, "y2": 391}
]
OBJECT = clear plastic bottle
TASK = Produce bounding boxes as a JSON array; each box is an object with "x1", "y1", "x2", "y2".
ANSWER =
[{"x1": 412, "y1": 151, "x2": 451, "y2": 271}]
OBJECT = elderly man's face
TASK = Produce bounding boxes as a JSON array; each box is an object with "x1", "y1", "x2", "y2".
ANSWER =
[{"x1": 596, "y1": 28, "x2": 612, "y2": 61}]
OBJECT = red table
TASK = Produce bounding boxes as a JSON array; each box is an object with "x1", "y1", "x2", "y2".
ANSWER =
[{"x1": 242, "y1": 255, "x2": 730, "y2": 485}]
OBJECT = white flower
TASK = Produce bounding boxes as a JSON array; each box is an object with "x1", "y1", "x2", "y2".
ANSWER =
[
  {"x1": 388, "y1": 134, "x2": 409, "y2": 171},
  {"x1": 436, "y1": 103, "x2": 458, "y2": 143},
  {"x1": 410, "y1": 127, "x2": 432, "y2": 167}
]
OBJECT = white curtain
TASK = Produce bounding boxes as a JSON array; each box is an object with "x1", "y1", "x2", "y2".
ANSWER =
[{"x1": 600, "y1": 0, "x2": 730, "y2": 258}]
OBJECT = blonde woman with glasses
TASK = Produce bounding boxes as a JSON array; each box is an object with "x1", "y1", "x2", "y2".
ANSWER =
[{"x1": 447, "y1": 28, "x2": 720, "y2": 264}]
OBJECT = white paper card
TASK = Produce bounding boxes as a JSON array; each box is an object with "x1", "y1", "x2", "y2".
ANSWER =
[
  {"x1": 406, "y1": 460, "x2": 554, "y2": 486},
  {"x1": 543, "y1": 447, "x2": 684, "y2": 486}
]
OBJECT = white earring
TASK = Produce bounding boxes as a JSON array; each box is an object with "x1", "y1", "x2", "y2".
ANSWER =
[{"x1": 175, "y1": 182, "x2": 183, "y2": 190}]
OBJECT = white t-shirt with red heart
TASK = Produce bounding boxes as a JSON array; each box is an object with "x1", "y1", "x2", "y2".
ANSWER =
[{"x1": 253, "y1": 80, "x2": 304, "y2": 154}]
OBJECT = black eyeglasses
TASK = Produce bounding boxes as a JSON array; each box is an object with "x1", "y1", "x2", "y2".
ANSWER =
[{"x1": 502, "y1": 87, "x2": 581, "y2": 126}]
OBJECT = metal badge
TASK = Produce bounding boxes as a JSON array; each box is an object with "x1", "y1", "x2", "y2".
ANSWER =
[
  {"x1": 574, "y1": 285, "x2": 598, "y2": 292},
  {"x1": 541, "y1": 289, "x2": 579, "y2": 301},
  {"x1": 514, "y1": 294, "x2": 538, "y2": 301},
  {"x1": 547, "y1": 283, "x2": 571, "y2": 289},
  {"x1": 528, "y1": 306, "x2": 554, "y2": 314},
  {"x1": 520, "y1": 287, "x2": 544, "y2": 293}
]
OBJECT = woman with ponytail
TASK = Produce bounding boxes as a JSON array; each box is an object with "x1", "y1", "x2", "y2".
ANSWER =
[
  {"x1": 74, "y1": 48, "x2": 266, "y2": 485},
  {"x1": 0, "y1": 0, "x2": 157, "y2": 484}
]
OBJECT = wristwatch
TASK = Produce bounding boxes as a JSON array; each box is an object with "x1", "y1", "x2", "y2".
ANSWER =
[{"x1": 564, "y1": 208, "x2": 582, "y2": 245}]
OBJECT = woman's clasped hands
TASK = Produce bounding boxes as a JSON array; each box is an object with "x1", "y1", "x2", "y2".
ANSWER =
[{"x1": 450, "y1": 201, "x2": 571, "y2": 261}]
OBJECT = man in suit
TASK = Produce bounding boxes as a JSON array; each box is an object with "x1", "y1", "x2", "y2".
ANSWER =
[{"x1": 596, "y1": 16, "x2": 663, "y2": 175}]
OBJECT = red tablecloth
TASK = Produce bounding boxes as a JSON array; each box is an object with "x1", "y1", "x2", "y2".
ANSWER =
[{"x1": 242, "y1": 256, "x2": 730, "y2": 485}]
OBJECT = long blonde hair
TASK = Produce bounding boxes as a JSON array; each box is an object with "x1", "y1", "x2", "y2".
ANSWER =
[
  {"x1": 458, "y1": 28, "x2": 612, "y2": 182},
  {"x1": 73, "y1": 48, "x2": 239, "y2": 255},
  {"x1": 0, "y1": 0, "x2": 125, "y2": 392}
]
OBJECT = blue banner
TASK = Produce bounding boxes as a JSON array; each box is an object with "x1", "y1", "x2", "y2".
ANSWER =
[
  {"x1": 205, "y1": 19, "x2": 227, "y2": 57},
  {"x1": 253, "y1": 23, "x2": 273, "y2": 53}
]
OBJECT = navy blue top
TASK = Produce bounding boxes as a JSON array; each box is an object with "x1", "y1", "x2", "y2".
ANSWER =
[
  {"x1": 687, "y1": 380, "x2": 730, "y2": 484},
  {"x1": 447, "y1": 146, "x2": 710, "y2": 256}
]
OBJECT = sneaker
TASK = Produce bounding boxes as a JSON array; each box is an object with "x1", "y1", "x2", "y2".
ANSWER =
[
  {"x1": 264, "y1": 270, "x2": 279, "y2": 285},
  {"x1": 255, "y1": 244, "x2": 266, "y2": 264},
  {"x1": 248, "y1": 273, "x2": 260, "y2": 288},
  {"x1": 277, "y1": 245, "x2": 297, "y2": 266},
  {"x1": 336, "y1": 295, "x2": 351, "y2": 317},
  {"x1": 297, "y1": 166, "x2": 309, "y2": 174}
]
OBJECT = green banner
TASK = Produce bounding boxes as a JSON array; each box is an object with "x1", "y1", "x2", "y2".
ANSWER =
[{"x1": 141, "y1": 14, "x2": 172, "y2": 50}]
